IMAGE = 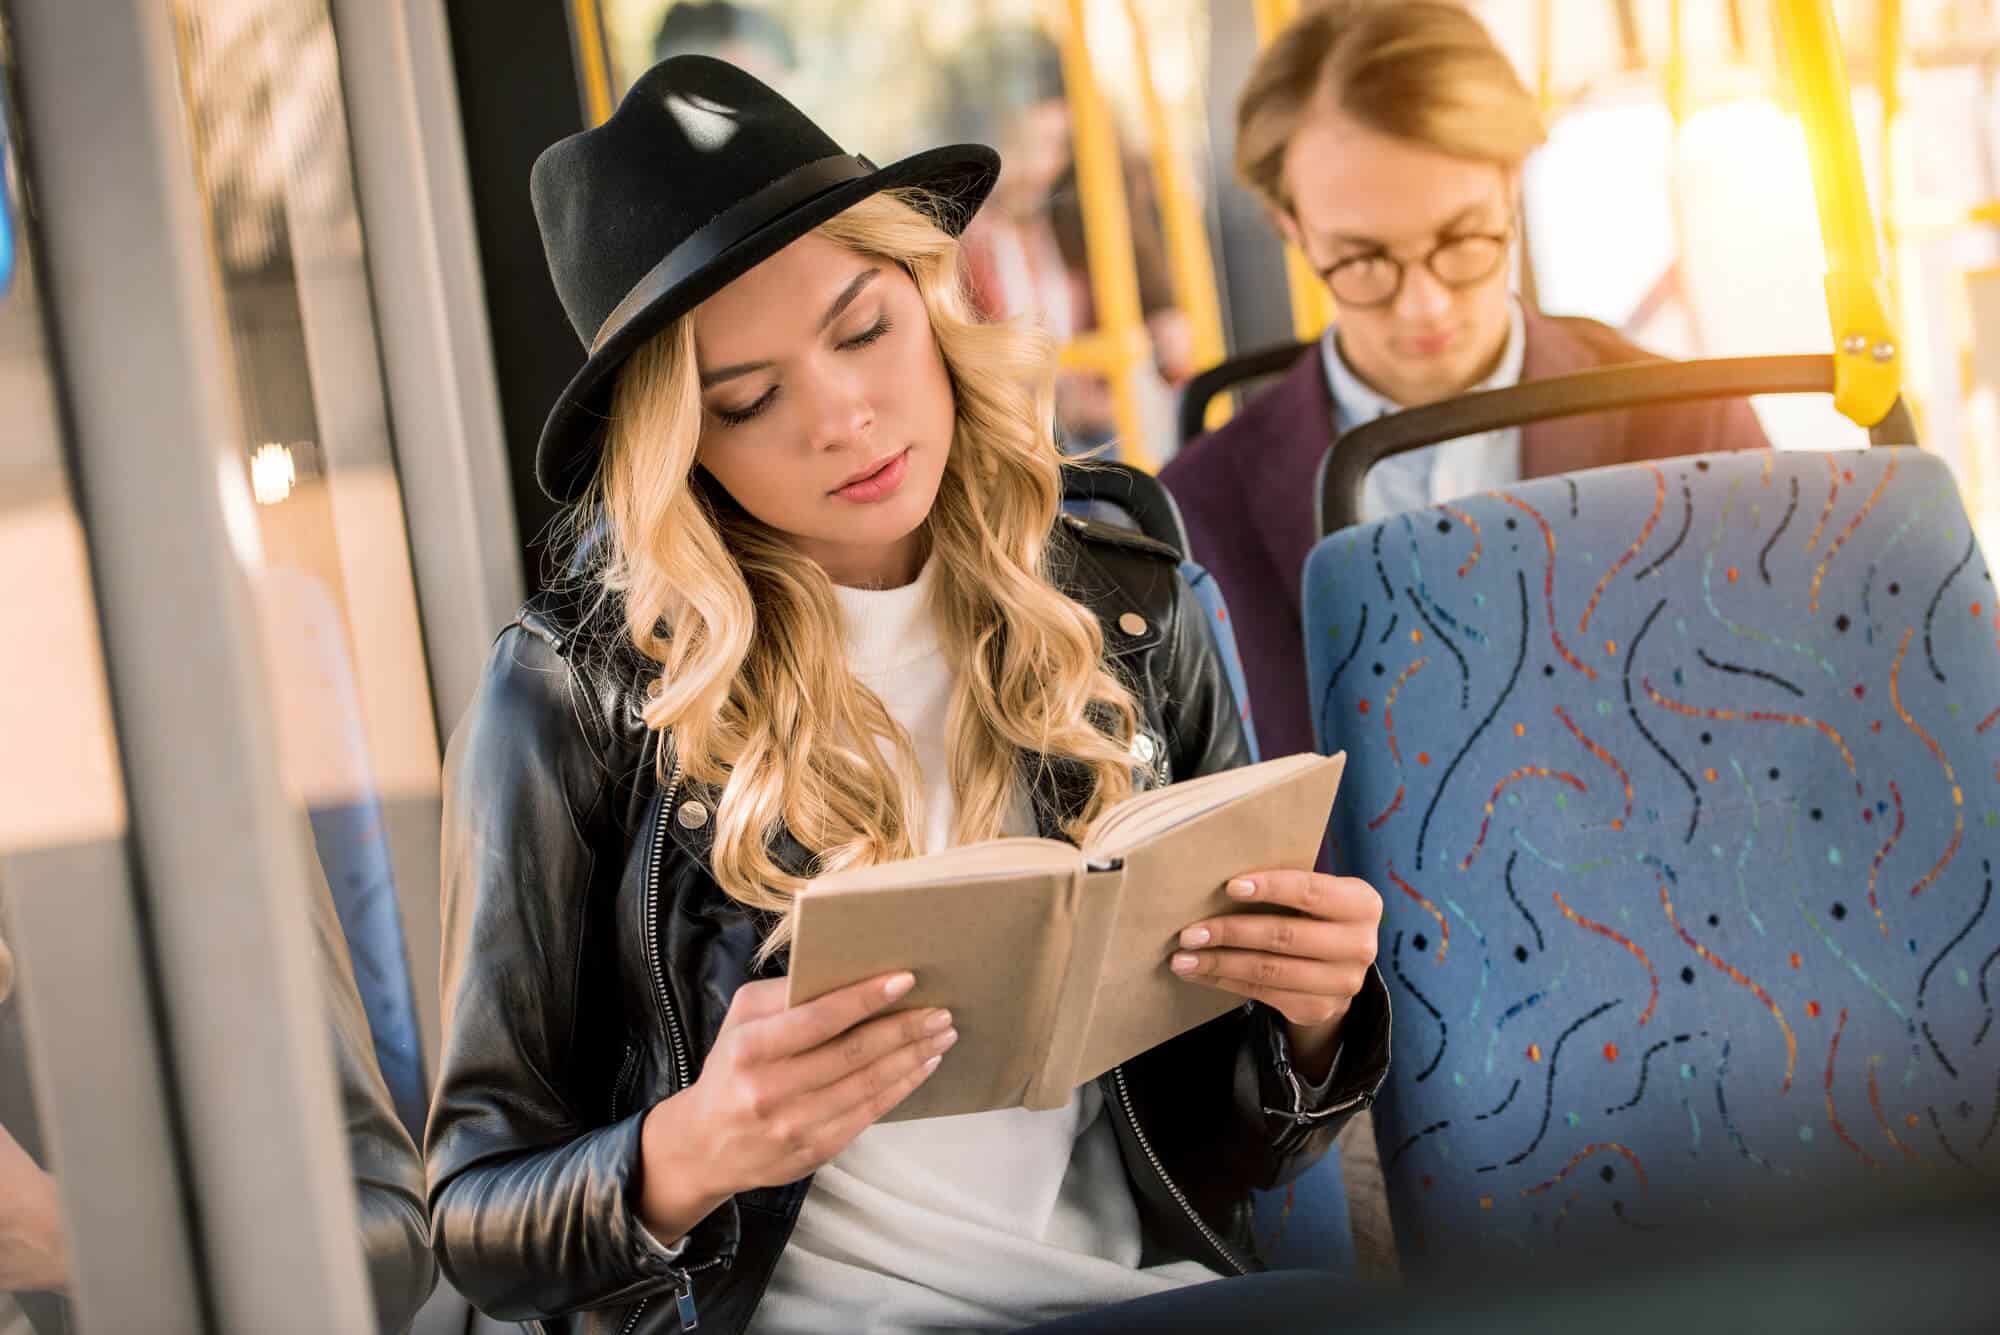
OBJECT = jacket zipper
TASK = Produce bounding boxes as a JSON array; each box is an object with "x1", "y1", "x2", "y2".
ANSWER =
[
  {"x1": 610, "y1": 1043, "x2": 640, "y2": 1122},
  {"x1": 623, "y1": 755, "x2": 701, "y2": 1334},
  {"x1": 618, "y1": 1260, "x2": 721, "y2": 1335},
  {"x1": 1274, "y1": 1050, "x2": 1371, "y2": 1125},
  {"x1": 1110, "y1": 1065, "x2": 1249, "y2": 1276},
  {"x1": 646, "y1": 756, "x2": 693, "y2": 1091}
]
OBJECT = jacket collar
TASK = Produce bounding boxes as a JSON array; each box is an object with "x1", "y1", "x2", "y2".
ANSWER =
[{"x1": 1287, "y1": 302, "x2": 1637, "y2": 510}]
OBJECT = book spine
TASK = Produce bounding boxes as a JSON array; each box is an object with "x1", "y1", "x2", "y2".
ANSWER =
[{"x1": 1026, "y1": 864, "x2": 1128, "y2": 1110}]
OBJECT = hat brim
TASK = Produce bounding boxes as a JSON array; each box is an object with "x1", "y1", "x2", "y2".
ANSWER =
[{"x1": 535, "y1": 143, "x2": 1000, "y2": 504}]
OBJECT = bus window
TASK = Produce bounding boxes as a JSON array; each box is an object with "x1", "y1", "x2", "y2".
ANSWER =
[
  {"x1": 165, "y1": 0, "x2": 446, "y2": 1142},
  {"x1": 588, "y1": 1, "x2": 1220, "y2": 465}
]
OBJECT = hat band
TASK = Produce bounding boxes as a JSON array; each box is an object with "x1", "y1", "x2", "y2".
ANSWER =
[{"x1": 589, "y1": 153, "x2": 876, "y2": 356}]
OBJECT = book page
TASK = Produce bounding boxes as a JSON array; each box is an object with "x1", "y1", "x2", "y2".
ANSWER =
[
  {"x1": 1081, "y1": 753, "x2": 1329, "y2": 859},
  {"x1": 802, "y1": 837, "x2": 1074, "y2": 894},
  {"x1": 786, "y1": 846, "x2": 1080, "y2": 1121},
  {"x1": 1065, "y1": 753, "x2": 1346, "y2": 1087}
]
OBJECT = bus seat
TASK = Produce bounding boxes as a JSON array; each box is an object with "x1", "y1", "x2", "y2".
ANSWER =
[
  {"x1": 1176, "y1": 340, "x2": 1311, "y2": 448},
  {"x1": 252, "y1": 568, "x2": 430, "y2": 1143},
  {"x1": 1059, "y1": 464, "x2": 1264, "y2": 765},
  {"x1": 305, "y1": 800, "x2": 429, "y2": 1141},
  {"x1": 1303, "y1": 446, "x2": 2000, "y2": 1267}
]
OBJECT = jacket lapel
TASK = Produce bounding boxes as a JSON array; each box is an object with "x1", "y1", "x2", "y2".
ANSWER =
[
  {"x1": 1517, "y1": 308, "x2": 1637, "y2": 479},
  {"x1": 1245, "y1": 348, "x2": 1336, "y2": 611}
]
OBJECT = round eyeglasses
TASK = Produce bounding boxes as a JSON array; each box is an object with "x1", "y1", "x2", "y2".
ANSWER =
[{"x1": 1317, "y1": 231, "x2": 1512, "y2": 309}]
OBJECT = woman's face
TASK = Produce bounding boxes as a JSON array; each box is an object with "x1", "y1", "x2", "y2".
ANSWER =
[{"x1": 692, "y1": 229, "x2": 956, "y2": 588}]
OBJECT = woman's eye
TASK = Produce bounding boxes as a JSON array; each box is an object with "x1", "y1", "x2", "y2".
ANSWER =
[
  {"x1": 840, "y1": 315, "x2": 893, "y2": 350},
  {"x1": 713, "y1": 387, "x2": 777, "y2": 427}
]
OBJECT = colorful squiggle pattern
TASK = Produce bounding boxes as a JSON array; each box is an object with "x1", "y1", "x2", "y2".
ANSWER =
[
  {"x1": 1554, "y1": 889, "x2": 1660, "y2": 1026},
  {"x1": 1662, "y1": 881, "x2": 1797, "y2": 1092}
]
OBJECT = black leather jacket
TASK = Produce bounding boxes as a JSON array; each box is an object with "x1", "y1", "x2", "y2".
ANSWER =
[{"x1": 425, "y1": 516, "x2": 1392, "y2": 1334}]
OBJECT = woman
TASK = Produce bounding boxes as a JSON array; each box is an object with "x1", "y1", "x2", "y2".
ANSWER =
[{"x1": 426, "y1": 57, "x2": 1390, "y2": 1335}]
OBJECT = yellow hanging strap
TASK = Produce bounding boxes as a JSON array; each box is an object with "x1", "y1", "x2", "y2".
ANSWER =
[
  {"x1": 1252, "y1": 0, "x2": 1337, "y2": 342},
  {"x1": 1119, "y1": 0, "x2": 1232, "y2": 429},
  {"x1": 1772, "y1": 0, "x2": 1903, "y2": 429},
  {"x1": 1052, "y1": 0, "x2": 1154, "y2": 468}
]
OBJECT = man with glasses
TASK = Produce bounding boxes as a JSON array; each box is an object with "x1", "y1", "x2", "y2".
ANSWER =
[{"x1": 1163, "y1": 0, "x2": 1767, "y2": 769}]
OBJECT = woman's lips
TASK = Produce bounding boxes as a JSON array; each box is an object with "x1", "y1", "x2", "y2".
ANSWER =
[{"x1": 832, "y1": 448, "x2": 910, "y2": 503}]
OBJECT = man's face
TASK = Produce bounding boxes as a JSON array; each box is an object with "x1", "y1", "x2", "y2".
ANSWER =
[{"x1": 1279, "y1": 105, "x2": 1517, "y2": 408}]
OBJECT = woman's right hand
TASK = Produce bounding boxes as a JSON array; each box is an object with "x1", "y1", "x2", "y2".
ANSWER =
[{"x1": 634, "y1": 971, "x2": 954, "y2": 1243}]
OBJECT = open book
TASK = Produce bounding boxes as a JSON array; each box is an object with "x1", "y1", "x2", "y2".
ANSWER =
[{"x1": 784, "y1": 751, "x2": 1346, "y2": 1121}]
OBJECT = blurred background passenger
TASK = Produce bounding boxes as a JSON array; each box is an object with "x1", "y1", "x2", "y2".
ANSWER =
[
  {"x1": 651, "y1": 1, "x2": 797, "y2": 92},
  {"x1": 948, "y1": 27, "x2": 1192, "y2": 456}
]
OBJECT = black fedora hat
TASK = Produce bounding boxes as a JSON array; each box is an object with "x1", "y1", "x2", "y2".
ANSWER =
[{"x1": 530, "y1": 56, "x2": 999, "y2": 503}]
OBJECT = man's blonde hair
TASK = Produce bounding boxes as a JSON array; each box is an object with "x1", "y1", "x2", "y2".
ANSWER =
[{"x1": 1236, "y1": 0, "x2": 1546, "y2": 212}]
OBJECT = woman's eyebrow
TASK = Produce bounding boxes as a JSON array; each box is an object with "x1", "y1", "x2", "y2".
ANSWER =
[
  {"x1": 817, "y1": 267, "x2": 881, "y2": 334},
  {"x1": 699, "y1": 268, "x2": 882, "y2": 389}
]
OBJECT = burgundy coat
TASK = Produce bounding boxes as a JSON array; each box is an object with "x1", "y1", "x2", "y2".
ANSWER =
[{"x1": 1159, "y1": 310, "x2": 1771, "y2": 765}]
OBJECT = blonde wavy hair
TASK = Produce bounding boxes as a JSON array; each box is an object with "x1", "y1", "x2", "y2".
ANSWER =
[{"x1": 571, "y1": 189, "x2": 1140, "y2": 957}]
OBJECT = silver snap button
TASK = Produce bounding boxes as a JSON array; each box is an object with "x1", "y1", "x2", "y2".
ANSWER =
[
  {"x1": 676, "y1": 800, "x2": 709, "y2": 830},
  {"x1": 1134, "y1": 733, "x2": 1158, "y2": 764},
  {"x1": 1118, "y1": 612, "x2": 1148, "y2": 637}
]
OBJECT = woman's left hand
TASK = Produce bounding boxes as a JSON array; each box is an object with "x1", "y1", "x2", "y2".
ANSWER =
[{"x1": 1171, "y1": 871, "x2": 1383, "y2": 1074}]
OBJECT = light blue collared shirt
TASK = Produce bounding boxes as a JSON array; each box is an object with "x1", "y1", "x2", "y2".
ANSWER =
[{"x1": 1322, "y1": 299, "x2": 1528, "y2": 525}]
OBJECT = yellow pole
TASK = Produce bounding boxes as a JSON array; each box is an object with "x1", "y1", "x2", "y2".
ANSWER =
[
  {"x1": 570, "y1": 0, "x2": 615, "y2": 126},
  {"x1": 1251, "y1": 0, "x2": 1337, "y2": 341},
  {"x1": 1535, "y1": 0, "x2": 1554, "y2": 116},
  {"x1": 1054, "y1": 0, "x2": 1153, "y2": 468},
  {"x1": 1772, "y1": 0, "x2": 1902, "y2": 428},
  {"x1": 1665, "y1": 0, "x2": 1687, "y2": 127},
  {"x1": 1876, "y1": 0, "x2": 1905, "y2": 329},
  {"x1": 1119, "y1": 0, "x2": 1232, "y2": 428}
]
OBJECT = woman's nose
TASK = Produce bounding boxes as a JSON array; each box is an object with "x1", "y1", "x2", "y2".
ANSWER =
[{"x1": 801, "y1": 366, "x2": 876, "y2": 453}]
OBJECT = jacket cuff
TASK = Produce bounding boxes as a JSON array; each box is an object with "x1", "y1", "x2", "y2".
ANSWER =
[
  {"x1": 1255, "y1": 964, "x2": 1392, "y2": 1126},
  {"x1": 614, "y1": 1112, "x2": 739, "y2": 1280}
]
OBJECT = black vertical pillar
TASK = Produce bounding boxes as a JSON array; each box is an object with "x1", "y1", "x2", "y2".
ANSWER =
[
  {"x1": 1204, "y1": 1, "x2": 1294, "y2": 357},
  {"x1": 444, "y1": 0, "x2": 586, "y2": 590}
]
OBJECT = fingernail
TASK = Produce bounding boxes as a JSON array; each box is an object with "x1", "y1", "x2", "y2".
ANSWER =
[
  {"x1": 884, "y1": 972, "x2": 916, "y2": 1000},
  {"x1": 1227, "y1": 879, "x2": 1257, "y2": 899},
  {"x1": 1170, "y1": 953, "x2": 1199, "y2": 974},
  {"x1": 925, "y1": 1009, "x2": 954, "y2": 1033},
  {"x1": 922, "y1": 1055, "x2": 943, "y2": 1074},
  {"x1": 1180, "y1": 926, "x2": 1211, "y2": 948},
  {"x1": 932, "y1": 1028, "x2": 959, "y2": 1051}
]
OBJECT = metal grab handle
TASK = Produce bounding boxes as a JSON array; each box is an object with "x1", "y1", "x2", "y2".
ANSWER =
[
  {"x1": 1176, "y1": 341, "x2": 1311, "y2": 447},
  {"x1": 1316, "y1": 354, "x2": 1918, "y2": 538}
]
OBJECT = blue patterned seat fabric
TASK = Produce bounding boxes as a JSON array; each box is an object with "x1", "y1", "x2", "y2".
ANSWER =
[
  {"x1": 1303, "y1": 447, "x2": 2000, "y2": 1264},
  {"x1": 1061, "y1": 499, "x2": 1263, "y2": 764}
]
